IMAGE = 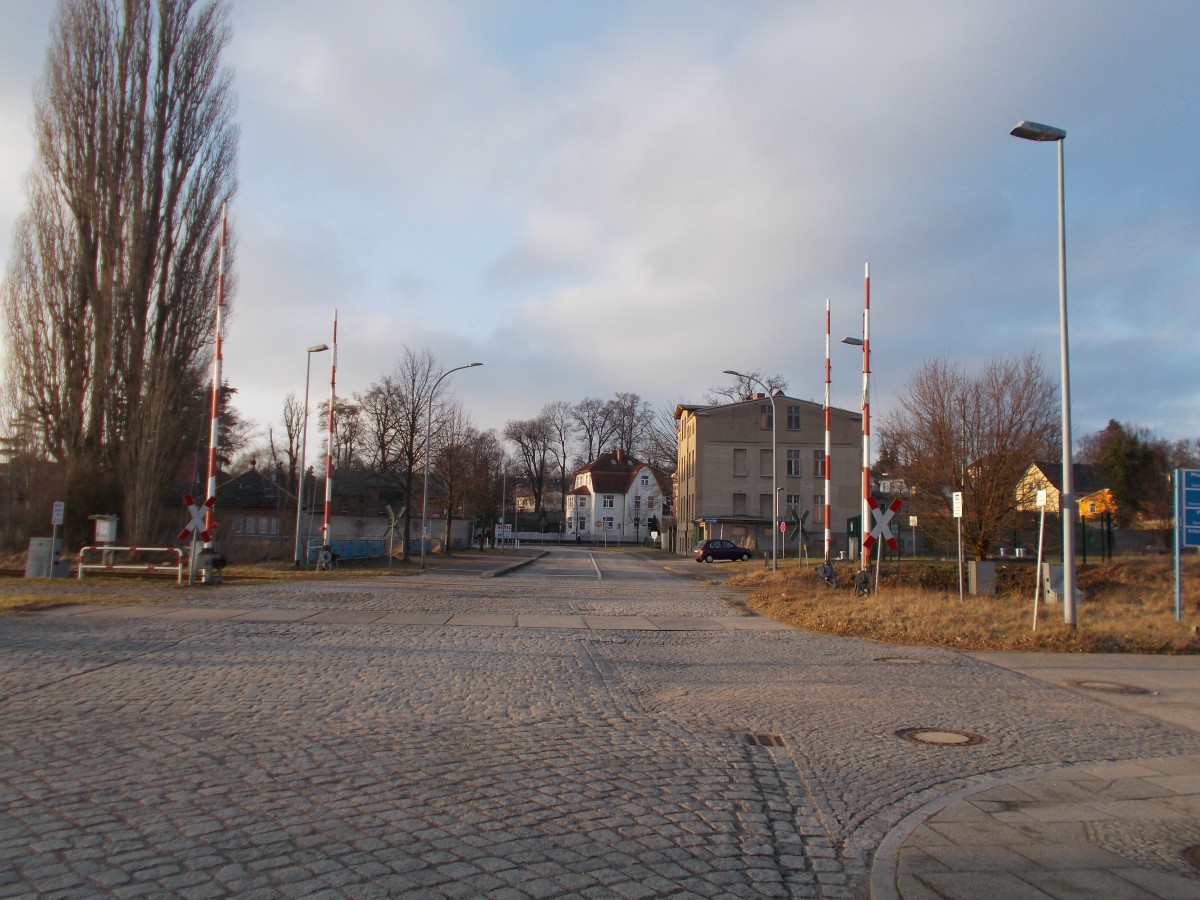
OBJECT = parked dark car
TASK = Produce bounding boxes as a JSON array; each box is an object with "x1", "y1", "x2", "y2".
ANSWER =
[{"x1": 692, "y1": 539, "x2": 752, "y2": 563}]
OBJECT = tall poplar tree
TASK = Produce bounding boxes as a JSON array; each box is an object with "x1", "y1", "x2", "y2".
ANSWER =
[{"x1": 1, "y1": 0, "x2": 238, "y2": 542}]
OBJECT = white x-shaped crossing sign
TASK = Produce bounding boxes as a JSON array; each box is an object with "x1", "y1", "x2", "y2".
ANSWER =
[
  {"x1": 863, "y1": 496, "x2": 902, "y2": 552},
  {"x1": 179, "y1": 494, "x2": 215, "y2": 543}
]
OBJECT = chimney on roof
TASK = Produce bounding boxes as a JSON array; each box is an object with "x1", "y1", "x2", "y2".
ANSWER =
[
  {"x1": 754, "y1": 392, "x2": 765, "y2": 400},
  {"x1": 615, "y1": 449, "x2": 622, "y2": 462}
]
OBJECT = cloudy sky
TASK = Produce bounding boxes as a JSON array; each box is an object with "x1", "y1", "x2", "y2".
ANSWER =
[{"x1": 2, "y1": 0, "x2": 1198, "y2": 454}]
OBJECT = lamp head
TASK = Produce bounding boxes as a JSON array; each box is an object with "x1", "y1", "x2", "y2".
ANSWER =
[
  {"x1": 307, "y1": 343, "x2": 330, "y2": 353},
  {"x1": 1010, "y1": 120, "x2": 1066, "y2": 142},
  {"x1": 841, "y1": 337, "x2": 864, "y2": 346}
]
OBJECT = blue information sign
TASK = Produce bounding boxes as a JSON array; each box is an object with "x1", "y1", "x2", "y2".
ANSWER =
[{"x1": 1183, "y1": 469, "x2": 1200, "y2": 549}]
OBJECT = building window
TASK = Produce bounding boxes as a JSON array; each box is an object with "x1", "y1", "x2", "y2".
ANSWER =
[
  {"x1": 567, "y1": 517, "x2": 573, "y2": 530},
  {"x1": 602, "y1": 516, "x2": 614, "y2": 530},
  {"x1": 640, "y1": 473, "x2": 650, "y2": 487},
  {"x1": 814, "y1": 493, "x2": 825, "y2": 512},
  {"x1": 786, "y1": 493, "x2": 801, "y2": 511},
  {"x1": 759, "y1": 494, "x2": 772, "y2": 519},
  {"x1": 633, "y1": 495, "x2": 641, "y2": 509},
  {"x1": 732, "y1": 493, "x2": 747, "y2": 515},
  {"x1": 579, "y1": 497, "x2": 587, "y2": 507},
  {"x1": 760, "y1": 448, "x2": 772, "y2": 477},
  {"x1": 787, "y1": 406, "x2": 801, "y2": 430},
  {"x1": 786, "y1": 449, "x2": 801, "y2": 477},
  {"x1": 813, "y1": 449, "x2": 826, "y2": 477},
  {"x1": 602, "y1": 495, "x2": 614, "y2": 509},
  {"x1": 733, "y1": 448, "x2": 748, "y2": 477},
  {"x1": 760, "y1": 403, "x2": 773, "y2": 430}
]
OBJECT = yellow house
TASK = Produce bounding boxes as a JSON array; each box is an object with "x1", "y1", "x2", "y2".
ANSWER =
[{"x1": 1016, "y1": 462, "x2": 1116, "y2": 520}]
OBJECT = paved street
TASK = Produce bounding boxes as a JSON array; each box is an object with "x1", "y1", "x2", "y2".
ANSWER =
[{"x1": 2, "y1": 549, "x2": 1199, "y2": 898}]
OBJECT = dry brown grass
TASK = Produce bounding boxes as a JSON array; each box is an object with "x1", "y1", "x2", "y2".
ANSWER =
[{"x1": 729, "y1": 556, "x2": 1200, "y2": 653}]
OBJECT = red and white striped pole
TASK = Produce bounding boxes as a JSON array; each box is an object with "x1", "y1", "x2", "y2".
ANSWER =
[
  {"x1": 322, "y1": 310, "x2": 337, "y2": 546},
  {"x1": 204, "y1": 204, "x2": 227, "y2": 548},
  {"x1": 860, "y1": 262, "x2": 871, "y2": 572},
  {"x1": 824, "y1": 298, "x2": 832, "y2": 563}
]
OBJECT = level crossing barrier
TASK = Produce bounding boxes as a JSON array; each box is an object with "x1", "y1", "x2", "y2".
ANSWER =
[{"x1": 77, "y1": 546, "x2": 185, "y2": 584}]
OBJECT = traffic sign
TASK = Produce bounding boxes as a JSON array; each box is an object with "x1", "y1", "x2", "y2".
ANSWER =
[
  {"x1": 179, "y1": 494, "x2": 215, "y2": 543},
  {"x1": 864, "y1": 496, "x2": 902, "y2": 552},
  {"x1": 952, "y1": 492, "x2": 963, "y2": 519},
  {"x1": 779, "y1": 520, "x2": 787, "y2": 534},
  {"x1": 51, "y1": 501, "x2": 65, "y2": 526},
  {"x1": 1181, "y1": 469, "x2": 1200, "y2": 548}
]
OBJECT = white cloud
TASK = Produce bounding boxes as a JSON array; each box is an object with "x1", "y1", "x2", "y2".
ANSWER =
[{"x1": 2, "y1": 0, "x2": 1199, "y2": 448}]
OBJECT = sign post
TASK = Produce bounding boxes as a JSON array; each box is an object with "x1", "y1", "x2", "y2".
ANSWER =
[
  {"x1": 1175, "y1": 469, "x2": 1200, "y2": 621},
  {"x1": 1032, "y1": 489, "x2": 1048, "y2": 630},
  {"x1": 48, "y1": 501, "x2": 65, "y2": 579},
  {"x1": 179, "y1": 495, "x2": 215, "y2": 585},
  {"x1": 953, "y1": 491, "x2": 964, "y2": 601}
]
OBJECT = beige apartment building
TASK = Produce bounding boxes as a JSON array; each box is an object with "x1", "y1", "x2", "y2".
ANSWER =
[{"x1": 674, "y1": 394, "x2": 863, "y2": 559}]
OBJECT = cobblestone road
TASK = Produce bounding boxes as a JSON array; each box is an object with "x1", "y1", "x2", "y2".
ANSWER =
[{"x1": 2, "y1": 561, "x2": 1199, "y2": 898}]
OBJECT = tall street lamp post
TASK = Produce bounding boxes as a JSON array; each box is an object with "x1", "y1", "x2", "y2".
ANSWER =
[
  {"x1": 293, "y1": 343, "x2": 329, "y2": 566},
  {"x1": 1011, "y1": 119, "x2": 1076, "y2": 627},
  {"x1": 420, "y1": 363, "x2": 483, "y2": 570},
  {"x1": 724, "y1": 370, "x2": 778, "y2": 571}
]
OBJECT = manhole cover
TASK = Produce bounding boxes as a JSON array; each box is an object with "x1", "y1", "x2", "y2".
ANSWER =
[
  {"x1": 1062, "y1": 680, "x2": 1152, "y2": 695},
  {"x1": 897, "y1": 728, "x2": 984, "y2": 746},
  {"x1": 875, "y1": 656, "x2": 927, "y2": 665},
  {"x1": 1183, "y1": 845, "x2": 1200, "y2": 871}
]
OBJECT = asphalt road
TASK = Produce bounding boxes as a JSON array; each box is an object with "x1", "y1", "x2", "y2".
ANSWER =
[{"x1": 1, "y1": 550, "x2": 1198, "y2": 898}]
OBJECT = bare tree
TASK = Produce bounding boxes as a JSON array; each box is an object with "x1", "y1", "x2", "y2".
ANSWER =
[
  {"x1": 460, "y1": 428, "x2": 506, "y2": 542},
  {"x1": 354, "y1": 348, "x2": 443, "y2": 560},
  {"x1": 430, "y1": 401, "x2": 474, "y2": 554},
  {"x1": 880, "y1": 352, "x2": 1059, "y2": 558},
  {"x1": 271, "y1": 392, "x2": 303, "y2": 494},
  {"x1": 642, "y1": 403, "x2": 680, "y2": 475},
  {"x1": 704, "y1": 371, "x2": 788, "y2": 406},
  {"x1": 542, "y1": 400, "x2": 576, "y2": 526},
  {"x1": 606, "y1": 392, "x2": 654, "y2": 459},
  {"x1": 316, "y1": 398, "x2": 362, "y2": 473},
  {"x1": 571, "y1": 397, "x2": 616, "y2": 465},
  {"x1": 505, "y1": 415, "x2": 553, "y2": 521},
  {"x1": 1, "y1": 0, "x2": 238, "y2": 543}
]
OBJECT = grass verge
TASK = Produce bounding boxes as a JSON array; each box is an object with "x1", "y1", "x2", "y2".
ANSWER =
[{"x1": 729, "y1": 557, "x2": 1200, "y2": 653}]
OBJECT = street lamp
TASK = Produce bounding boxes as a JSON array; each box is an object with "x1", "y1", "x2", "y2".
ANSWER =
[
  {"x1": 293, "y1": 343, "x2": 329, "y2": 566},
  {"x1": 1011, "y1": 119, "x2": 1076, "y2": 627},
  {"x1": 420, "y1": 363, "x2": 483, "y2": 569},
  {"x1": 842, "y1": 334, "x2": 869, "y2": 572},
  {"x1": 724, "y1": 369, "x2": 778, "y2": 571}
]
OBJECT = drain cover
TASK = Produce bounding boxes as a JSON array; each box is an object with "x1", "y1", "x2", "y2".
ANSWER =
[
  {"x1": 897, "y1": 728, "x2": 984, "y2": 746},
  {"x1": 746, "y1": 732, "x2": 786, "y2": 747},
  {"x1": 1062, "y1": 680, "x2": 1152, "y2": 695}
]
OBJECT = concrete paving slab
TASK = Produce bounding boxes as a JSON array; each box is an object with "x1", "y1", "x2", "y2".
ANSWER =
[
  {"x1": 719, "y1": 616, "x2": 792, "y2": 631},
  {"x1": 25, "y1": 603, "x2": 99, "y2": 617},
  {"x1": 446, "y1": 613, "x2": 518, "y2": 627},
  {"x1": 305, "y1": 610, "x2": 388, "y2": 625},
  {"x1": 374, "y1": 611, "x2": 453, "y2": 626},
  {"x1": 516, "y1": 614, "x2": 587, "y2": 629},
  {"x1": 646, "y1": 616, "x2": 728, "y2": 631},
  {"x1": 158, "y1": 607, "x2": 251, "y2": 621},
  {"x1": 582, "y1": 615, "x2": 659, "y2": 630},
  {"x1": 228, "y1": 609, "x2": 319, "y2": 623}
]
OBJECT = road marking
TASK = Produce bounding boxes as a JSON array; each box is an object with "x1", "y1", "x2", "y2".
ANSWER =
[{"x1": 588, "y1": 553, "x2": 602, "y2": 580}]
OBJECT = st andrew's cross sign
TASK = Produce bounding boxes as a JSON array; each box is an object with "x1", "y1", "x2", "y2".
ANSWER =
[{"x1": 863, "y1": 495, "x2": 902, "y2": 553}]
